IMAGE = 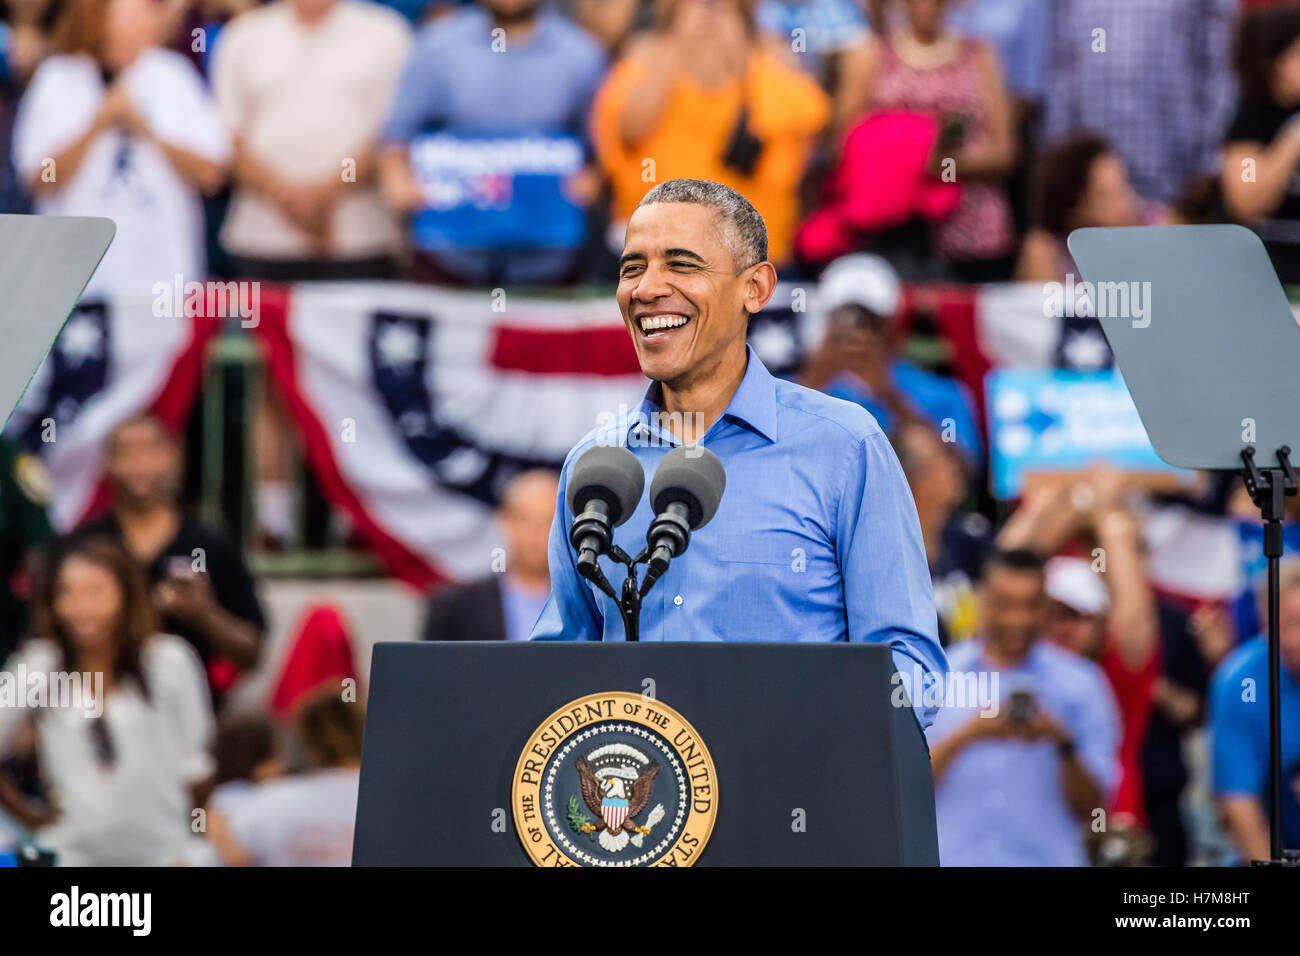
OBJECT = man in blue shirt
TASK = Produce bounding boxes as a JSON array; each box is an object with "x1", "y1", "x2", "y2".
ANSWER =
[
  {"x1": 531, "y1": 179, "x2": 946, "y2": 728},
  {"x1": 926, "y1": 549, "x2": 1119, "y2": 865},
  {"x1": 1210, "y1": 562, "x2": 1300, "y2": 861},
  {"x1": 377, "y1": 0, "x2": 606, "y2": 284}
]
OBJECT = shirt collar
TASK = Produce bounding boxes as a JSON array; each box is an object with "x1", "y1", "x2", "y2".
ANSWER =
[{"x1": 628, "y1": 346, "x2": 779, "y2": 445}]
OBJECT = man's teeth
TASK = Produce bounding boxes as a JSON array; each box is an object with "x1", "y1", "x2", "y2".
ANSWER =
[{"x1": 640, "y1": 315, "x2": 690, "y2": 332}]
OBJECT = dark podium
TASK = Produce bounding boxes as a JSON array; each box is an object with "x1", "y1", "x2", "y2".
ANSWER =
[{"x1": 353, "y1": 641, "x2": 938, "y2": 866}]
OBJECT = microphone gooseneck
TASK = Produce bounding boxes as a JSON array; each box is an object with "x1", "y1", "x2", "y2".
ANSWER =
[
  {"x1": 564, "y1": 442, "x2": 727, "y2": 640},
  {"x1": 571, "y1": 497, "x2": 612, "y2": 577},
  {"x1": 566, "y1": 445, "x2": 645, "y2": 596},
  {"x1": 646, "y1": 499, "x2": 692, "y2": 577}
]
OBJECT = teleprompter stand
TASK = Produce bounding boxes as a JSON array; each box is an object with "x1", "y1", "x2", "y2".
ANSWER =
[
  {"x1": 1071, "y1": 224, "x2": 1300, "y2": 864},
  {"x1": 1240, "y1": 446, "x2": 1299, "y2": 865}
]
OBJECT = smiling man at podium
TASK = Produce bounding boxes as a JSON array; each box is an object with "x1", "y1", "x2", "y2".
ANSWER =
[{"x1": 531, "y1": 180, "x2": 947, "y2": 728}]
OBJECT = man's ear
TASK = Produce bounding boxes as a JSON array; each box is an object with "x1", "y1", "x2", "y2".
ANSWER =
[{"x1": 742, "y1": 261, "x2": 779, "y2": 315}]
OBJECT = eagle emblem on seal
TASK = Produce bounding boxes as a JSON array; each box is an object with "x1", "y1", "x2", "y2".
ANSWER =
[{"x1": 569, "y1": 743, "x2": 666, "y2": 852}]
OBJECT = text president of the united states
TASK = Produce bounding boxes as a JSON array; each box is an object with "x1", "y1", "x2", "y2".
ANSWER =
[{"x1": 531, "y1": 179, "x2": 948, "y2": 728}]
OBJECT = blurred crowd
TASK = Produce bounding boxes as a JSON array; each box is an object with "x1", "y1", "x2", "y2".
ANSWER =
[
  {"x1": 0, "y1": 0, "x2": 1298, "y2": 866},
  {"x1": 7, "y1": 0, "x2": 1300, "y2": 287}
]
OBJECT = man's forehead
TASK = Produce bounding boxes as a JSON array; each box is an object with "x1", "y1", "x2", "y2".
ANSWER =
[{"x1": 621, "y1": 202, "x2": 727, "y2": 258}]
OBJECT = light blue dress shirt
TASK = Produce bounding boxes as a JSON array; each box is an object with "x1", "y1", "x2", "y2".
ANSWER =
[
  {"x1": 927, "y1": 638, "x2": 1121, "y2": 866},
  {"x1": 531, "y1": 348, "x2": 947, "y2": 728}
]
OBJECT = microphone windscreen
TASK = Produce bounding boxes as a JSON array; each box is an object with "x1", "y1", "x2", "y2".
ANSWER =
[
  {"x1": 649, "y1": 445, "x2": 726, "y2": 529},
  {"x1": 566, "y1": 445, "x2": 645, "y2": 526}
]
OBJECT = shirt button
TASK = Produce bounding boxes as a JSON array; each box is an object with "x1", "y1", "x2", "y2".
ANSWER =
[{"x1": 673, "y1": 595, "x2": 683, "y2": 606}]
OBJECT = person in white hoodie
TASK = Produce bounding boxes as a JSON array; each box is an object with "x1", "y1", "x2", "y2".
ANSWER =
[{"x1": 11, "y1": 0, "x2": 230, "y2": 297}]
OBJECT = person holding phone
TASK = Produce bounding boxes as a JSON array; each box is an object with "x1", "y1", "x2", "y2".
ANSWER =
[
  {"x1": 801, "y1": 252, "x2": 983, "y2": 468},
  {"x1": 926, "y1": 548, "x2": 1121, "y2": 866},
  {"x1": 590, "y1": 0, "x2": 828, "y2": 265},
  {"x1": 72, "y1": 413, "x2": 265, "y2": 708},
  {"x1": 834, "y1": 0, "x2": 1016, "y2": 281}
]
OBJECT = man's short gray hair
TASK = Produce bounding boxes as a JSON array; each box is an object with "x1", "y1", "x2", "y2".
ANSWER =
[{"x1": 636, "y1": 179, "x2": 768, "y2": 271}]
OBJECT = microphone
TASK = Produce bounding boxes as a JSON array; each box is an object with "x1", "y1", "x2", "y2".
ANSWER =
[
  {"x1": 567, "y1": 445, "x2": 644, "y2": 588},
  {"x1": 641, "y1": 445, "x2": 726, "y2": 594}
]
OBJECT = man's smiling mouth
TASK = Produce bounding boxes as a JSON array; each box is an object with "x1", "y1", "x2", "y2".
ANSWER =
[{"x1": 637, "y1": 313, "x2": 692, "y2": 338}]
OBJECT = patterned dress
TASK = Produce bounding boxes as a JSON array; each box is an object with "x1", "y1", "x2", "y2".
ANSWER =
[{"x1": 871, "y1": 36, "x2": 1015, "y2": 262}]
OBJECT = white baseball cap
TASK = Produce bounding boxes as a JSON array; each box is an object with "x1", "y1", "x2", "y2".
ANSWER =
[
  {"x1": 817, "y1": 253, "x2": 903, "y2": 318},
  {"x1": 1044, "y1": 556, "x2": 1109, "y2": 617}
]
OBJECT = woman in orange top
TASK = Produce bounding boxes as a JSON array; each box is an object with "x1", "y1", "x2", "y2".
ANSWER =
[{"x1": 591, "y1": 0, "x2": 829, "y2": 265}]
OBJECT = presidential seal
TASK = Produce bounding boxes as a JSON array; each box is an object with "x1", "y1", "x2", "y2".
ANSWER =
[{"x1": 511, "y1": 692, "x2": 718, "y2": 867}]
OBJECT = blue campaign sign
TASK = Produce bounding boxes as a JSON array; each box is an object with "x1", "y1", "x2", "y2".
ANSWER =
[
  {"x1": 409, "y1": 132, "x2": 586, "y2": 252},
  {"x1": 986, "y1": 368, "x2": 1179, "y2": 500}
]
